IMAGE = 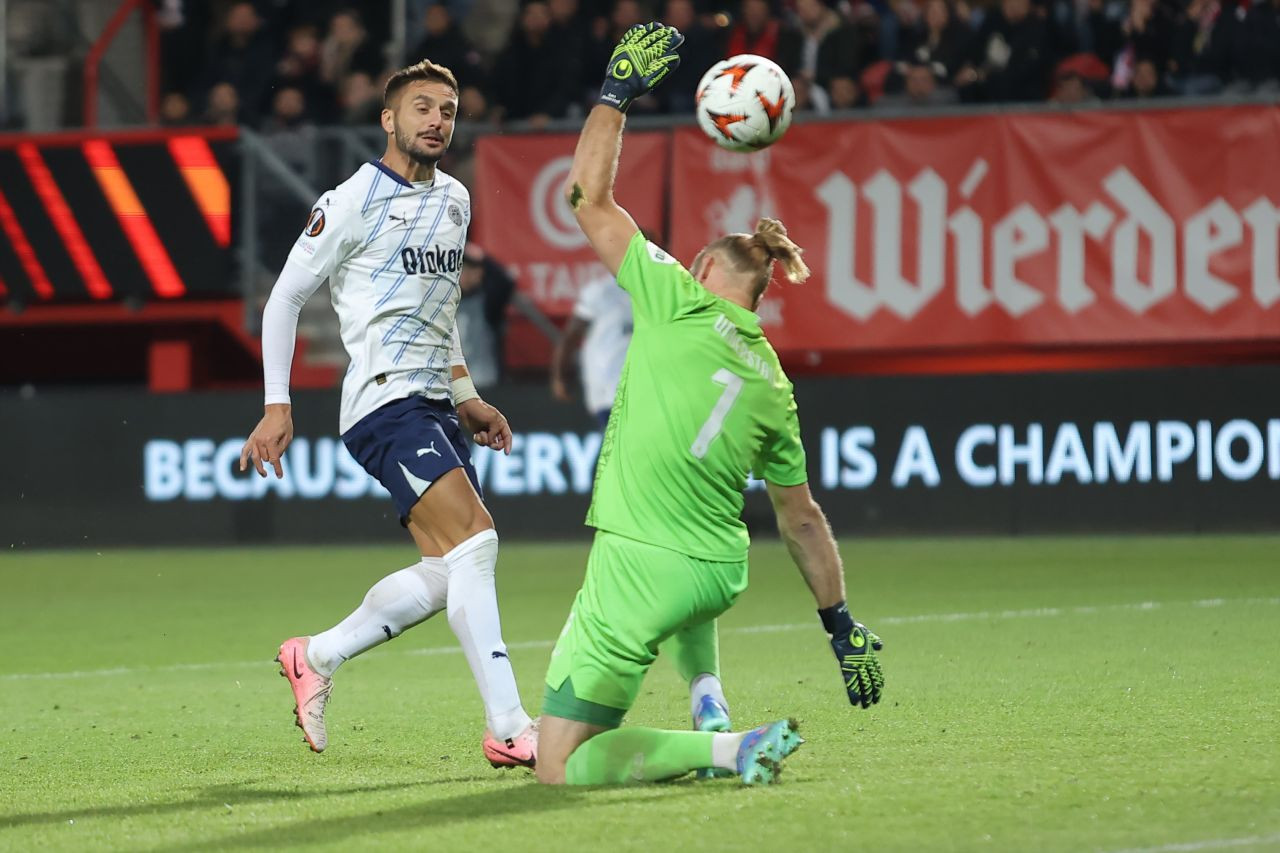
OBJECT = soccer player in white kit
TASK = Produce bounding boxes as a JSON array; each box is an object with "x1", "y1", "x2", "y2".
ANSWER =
[
  {"x1": 239, "y1": 59, "x2": 538, "y2": 768},
  {"x1": 550, "y1": 274, "x2": 633, "y2": 429}
]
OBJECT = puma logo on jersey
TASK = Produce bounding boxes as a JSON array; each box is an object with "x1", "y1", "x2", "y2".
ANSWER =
[
  {"x1": 417, "y1": 443, "x2": 441, "y2": 457},
  {"x1": 401, "y1": 246, "x2": 463, "y2": 276}
]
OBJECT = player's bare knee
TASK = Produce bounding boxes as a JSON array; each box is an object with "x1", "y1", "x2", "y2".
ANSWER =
[{"x1": 410, "y1": 469, "x2": 494, "y2": 549}]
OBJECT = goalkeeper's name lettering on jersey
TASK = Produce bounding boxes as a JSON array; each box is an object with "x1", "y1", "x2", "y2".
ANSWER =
[{"x1": 714, "y1": 313, "x2": 773, "y2": 382}]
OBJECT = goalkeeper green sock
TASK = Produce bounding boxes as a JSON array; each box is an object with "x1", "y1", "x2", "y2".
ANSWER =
[
  {"x1": 665, "y1": 620, "x2": 720, "y2": 683},
  {"x1": 664, "y1": 622, "x2": 729, "y2": 722},
  {"x1": 564, "y1": 728, "x2": 732, "y2": 785}
]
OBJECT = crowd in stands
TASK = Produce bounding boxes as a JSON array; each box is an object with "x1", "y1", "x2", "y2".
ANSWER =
[{"x1": 156, "y1": 0, "x2": 1280, "y2": 130}]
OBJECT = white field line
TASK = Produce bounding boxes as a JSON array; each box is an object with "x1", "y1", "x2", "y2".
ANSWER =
[
  {"x1": 1106, "y1": 831, "x2": 1280, "y2": 852},
  {"x1": 3, "y1": 597, "x2": 1278, "y2": 683}
]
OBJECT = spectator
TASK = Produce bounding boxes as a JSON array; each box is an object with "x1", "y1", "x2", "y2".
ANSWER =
[
  {"x1": 1093, "y1": 0, "x2": 1174, "y2": 90},
  {"x1": 726, "y1": 0, "x2": 782, "y2": 60},
  {"x1": 407, "y1": 4, "x2": 484, "y2": 89},
  {"x1": 160, "y1": 92, "x2": 192, "y2": 125},
  {"x1": 858, "y1": 59, "x2": 895, "y2": 103},
  {"x1": 202, "y1": 82, "x2": 241, "y2": 125},
  {"x1": 1042, "y1": 0, "x2": 1085, "y2": 62},
  {"x1": 957, "y1": 0, "x2": 1053, "y2": 101},
  {"x1": 879, "y1": 0, "x2": 922, "y2": 67},
  {"x1": 659, "y1": 0, "x2": 724, "y2": 112},
  {"x1": 792, "y1": 74, "x2": 833, "y2": 113},
  {"x1": 880, "y1": 59, "x2": 959, "y2": 105},
  {"x1": 1050, "y1": 69, "x2": 1102, "y2": 102},
  {"x1": 905, "y1": 60, "x2": 957, "y2": 103},
  {"x1": 264, "y1": 86, "x2": 310, "y2": 131},
  {"x1": 275, "y1": 24, "x2": 336, "y2": 122},
  {"x1": 1230, "y1": 0, "x2": 1280, "y2": 89},
  {"x1": 899, "y1": 0, "x2": 971, "y2": 78},
  {"x1": 320, "y1": 8, "x2": 385, "y2": 86},
  {"x1": 159, "y1": 0, "x2": 210, "y2": 100},
  {"x1": 147, "y1": 0, "x2": 1264, "y2": 128},
  {"x1": 339, "y1": 71, "x2": 382, "y2": 124},
  {"x1": 549, "y1": 0, "x2": 592, "y2": 104},
  {"x1": 1122, "y1": 57, "x2": 1171, "y2": 95},
  {"x1": 777, "y1": 0, "x2": 868, "y2": 88},
  {"x1": 455, "y1": 246, "x2": 517, "y2": 389},
  {"x1": 828, "y1": 74, "x2": 867, "y2": 108},
  {"x1": 459, "y1": 84, "x2": 493, "y2": 124},
  {"x1": 1168, "y1": 0, "x2": 1229, "y2": 94},
  {"x1": 277, "y1": 25, "x2": 324, "y2": 85},
  {"x1": 491, "y1": 1, "x2": 578, "y2": 123},
  {"x1": 204, "y1": 2, "x2": 275, "y2": 116},
  {"x1": 585, "y1": 0, "x2": 647, "y2": 108},
  {"x1": 1051, "y1": 52, "x2": 1112, "y2": 98}
]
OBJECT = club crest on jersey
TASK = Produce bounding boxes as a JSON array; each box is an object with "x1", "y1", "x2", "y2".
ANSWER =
[
  {"x1": 401, "y1": 245, "x2": 463, "y2": 276},
  {"x1": 447, "y1": 204, "x2": 463, "y2": 227},
  {"x1": 304, "y1": 207, "x2": 325, "y2": 237}
]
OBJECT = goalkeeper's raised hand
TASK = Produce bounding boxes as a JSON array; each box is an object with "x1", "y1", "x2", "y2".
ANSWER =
[
  {"x1": 820, "y1": 603, "x2": 885, "y2": 709},
  {"x1": 598, "y1": 22, "x2": 684, "y2": 113}
]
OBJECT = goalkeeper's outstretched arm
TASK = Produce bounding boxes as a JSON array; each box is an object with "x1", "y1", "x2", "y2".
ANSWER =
[
  {"x1": 564, "y1": 22, "x2": 683, "y2": 275},
  {"x1": 564, "y1": 106, "x2": 638, "y2": 276}
]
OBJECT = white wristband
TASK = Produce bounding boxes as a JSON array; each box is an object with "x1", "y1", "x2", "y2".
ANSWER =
[{"x1": 451, "y1": 375, "x2": 479, "y2": 407}]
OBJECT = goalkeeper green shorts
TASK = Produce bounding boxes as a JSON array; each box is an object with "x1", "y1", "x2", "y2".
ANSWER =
[{"x1": 543, "y1": 531, "x2": 748, "y2": 727}]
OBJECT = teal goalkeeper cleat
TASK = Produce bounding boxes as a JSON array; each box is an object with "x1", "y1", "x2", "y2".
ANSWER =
[
  {"x1": 694, "y1": 695, "x2": 733, "y2": 780},
  {"x1": 736, "y1": 719, "x2": 804, "y2": 786}
]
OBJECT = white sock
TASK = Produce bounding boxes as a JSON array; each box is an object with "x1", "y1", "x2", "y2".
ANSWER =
[
  {"x1": 690, "y1": 672, "x2": 729, "y2": 719},
  {"x1": 711, "y1": 732, "x2": 744, "y2": 771},
  {"x1": 444, "y1": 529, "x2": 532, "y2": 741},
  {"x1": 306, "y1": 558, "x2": 449, "y2": 677}
]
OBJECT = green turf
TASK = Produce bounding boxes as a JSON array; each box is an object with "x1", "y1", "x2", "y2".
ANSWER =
[{"x1": 3, "y1": 536, "x2": 1279, "y2": 852}]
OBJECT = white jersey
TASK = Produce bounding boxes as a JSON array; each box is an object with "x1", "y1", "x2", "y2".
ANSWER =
[
  {"x1": 573, "y1": 275, "x2": 633, "y2": 414},
  {"x1": 288, "y1": 161, "x2": 470, "y2": 433}
]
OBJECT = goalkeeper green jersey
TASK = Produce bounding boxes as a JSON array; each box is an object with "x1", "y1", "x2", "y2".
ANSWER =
[{"x1": 585, "y1": 232, "x2": 808, "y2": 562}]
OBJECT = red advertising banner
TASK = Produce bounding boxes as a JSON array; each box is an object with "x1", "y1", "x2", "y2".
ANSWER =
[
  {"x1": 668, "y1": 105, "x2": 1280, "y2": 357},
  {"x1": 474, "y1": 131, "x2": 668, "y2": 315}
]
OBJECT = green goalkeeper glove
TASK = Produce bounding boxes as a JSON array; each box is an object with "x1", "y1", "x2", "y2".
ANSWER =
[
  {"x1": 598, "y1": 22, "x2": 684, "y2": 113},
  {"x1": 819, "y1": 602, "x2": 885, "y2": 709}
]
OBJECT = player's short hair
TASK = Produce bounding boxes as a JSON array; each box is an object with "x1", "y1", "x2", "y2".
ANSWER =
[
  {"x1": 693, "y1": 218, "x2": 810, "y2": 304},
  {"x1": 384, "y1": 59, "x2": 459, "y2": 107}
]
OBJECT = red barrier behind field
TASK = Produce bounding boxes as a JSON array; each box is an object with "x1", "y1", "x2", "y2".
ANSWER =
[
  {"x1": 669, "y1": 105, "x2": 1280, "y2": 356},
  {"x1": 473, "y1": 106, "x2": 1280, "y2": 367}
]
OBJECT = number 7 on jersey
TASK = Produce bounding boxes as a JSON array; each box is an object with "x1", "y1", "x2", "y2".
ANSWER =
[{"x1": 691, "y1": 368, "x2": 745, "y2": 459}]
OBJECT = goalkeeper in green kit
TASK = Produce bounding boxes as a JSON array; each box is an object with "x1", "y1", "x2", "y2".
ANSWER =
[{"x1": 536, "y1": 22, "x2": 885, "y2": 786}]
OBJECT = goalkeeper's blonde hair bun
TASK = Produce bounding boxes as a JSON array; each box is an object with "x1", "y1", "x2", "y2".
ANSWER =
[{"x1": 747, "y1": 218, "x2": 810, "y2": 285}]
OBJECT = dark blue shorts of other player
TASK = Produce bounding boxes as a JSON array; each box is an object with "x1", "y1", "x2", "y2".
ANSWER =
[{"x1": 342, "y1": 395, "x2": 482, "y2": 525}]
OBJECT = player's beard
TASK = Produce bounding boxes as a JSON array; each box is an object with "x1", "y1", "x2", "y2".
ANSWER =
[{"x1": 394, "y1": 122, "x2": 447, "y2": 166}]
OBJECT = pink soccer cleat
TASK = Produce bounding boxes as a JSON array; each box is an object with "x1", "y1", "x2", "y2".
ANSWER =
[
  {"x1": 483, "y1": 719, "x2": 539, "y2": 769},
  {"x1": 275, "y1": 636, "x2": 332, "y2": 753}
]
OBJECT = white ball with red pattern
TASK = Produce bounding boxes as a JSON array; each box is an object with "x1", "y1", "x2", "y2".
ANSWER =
[{"x1": 694, "y1": 54, "x2": 795, "y2": 152}]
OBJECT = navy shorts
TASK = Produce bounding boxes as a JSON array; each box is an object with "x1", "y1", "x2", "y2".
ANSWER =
[{"x1": 342, "y1": 395, "x2": 482, "y2": 526}]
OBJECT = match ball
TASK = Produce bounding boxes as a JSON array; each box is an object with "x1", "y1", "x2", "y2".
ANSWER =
[{"x1": 695, "y1": 55, "x2": 795, "y2": 152}]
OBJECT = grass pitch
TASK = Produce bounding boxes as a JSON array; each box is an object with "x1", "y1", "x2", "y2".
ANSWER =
[{"x1": 2, "y1": 536, "x2": 1279, "y2": 852}]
